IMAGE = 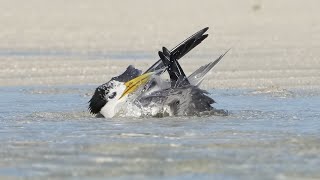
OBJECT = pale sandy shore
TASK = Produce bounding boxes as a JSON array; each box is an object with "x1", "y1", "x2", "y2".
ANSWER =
[
  {"x1": 0, "y1": 0, "x2": 319, "y2": 89},
  {"x1": 1, "y1": 57, "x2": 319, "y2": 89}
]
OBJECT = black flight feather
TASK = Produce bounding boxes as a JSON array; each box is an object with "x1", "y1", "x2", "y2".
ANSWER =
[{"x1": 144, "y1": 27, "x2": 209, "y2": 73}]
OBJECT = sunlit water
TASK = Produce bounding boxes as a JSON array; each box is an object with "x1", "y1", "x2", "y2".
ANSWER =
[{"x1": 0, "y1": 86, "x2": 319, "y2": 179}]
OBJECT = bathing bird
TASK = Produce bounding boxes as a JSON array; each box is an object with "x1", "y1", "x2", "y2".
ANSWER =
[{"x1": 88, "y1": 27, "x2": 228, "y2": 118}]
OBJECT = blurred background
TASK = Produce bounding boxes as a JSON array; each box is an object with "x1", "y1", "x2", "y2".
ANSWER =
[
  {"x1": 0, "y1": 0, "x2": 319, "y2": 88},
  {"x1": 1, "y1": 1, "x2": 320, "y2": 179}
]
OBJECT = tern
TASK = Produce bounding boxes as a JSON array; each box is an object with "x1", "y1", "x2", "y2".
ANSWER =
[{"x1": 88, "y1": 27, "x2": 229, "y2": 118}]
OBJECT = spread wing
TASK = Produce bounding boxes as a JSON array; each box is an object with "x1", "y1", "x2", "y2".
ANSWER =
[{"x1": 144, "y1": 27, "x2": 209, "y2": 73}]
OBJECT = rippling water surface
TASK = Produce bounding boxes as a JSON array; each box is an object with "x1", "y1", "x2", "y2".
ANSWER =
[{"x1": 0, "y1": 86, "x2": 319, "y2": 179}]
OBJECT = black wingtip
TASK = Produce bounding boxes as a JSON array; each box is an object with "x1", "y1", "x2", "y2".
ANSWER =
[
  {"x1": 158, "y1": 51, "x2": 166, "y2": 63},
  {"x1": 162, "y1": 47, "x2": 171, "y2": 57},
  {"x1": 198, "y1": 27, "x2": 209, "y2": 35},
  {"x1": 202, "y1": 34, "x2": 209, "y2": 39},
  {"x1": 144, "y1": 27, "x2": 211, "y2": 74},
  {"x1": 158, "y1": 51, "x2": 164, "y2": 58}
]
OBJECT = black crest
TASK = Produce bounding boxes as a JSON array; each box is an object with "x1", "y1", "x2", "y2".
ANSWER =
[
  {"x1": 88, "y1": 65, "x2": 142, "y2": 115},
  {"x1": 88, "y1": 84, "x2": 109, "y2": 114}
]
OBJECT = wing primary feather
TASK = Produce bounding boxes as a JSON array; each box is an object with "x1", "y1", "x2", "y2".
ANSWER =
[
  {"x1": 159, "y1": 46, "x2": 190, "y2": 88},
  {"x1": 144, "y1": 27, "x2": 209, "y2": 73},
  {"x1": 158, "y1": 50, "x2": 179, "y2": 86}
]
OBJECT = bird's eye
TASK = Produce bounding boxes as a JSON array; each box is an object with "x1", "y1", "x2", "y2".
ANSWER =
[{"x1": 109, "y1": 92, "x2": 117, "y2": 99}]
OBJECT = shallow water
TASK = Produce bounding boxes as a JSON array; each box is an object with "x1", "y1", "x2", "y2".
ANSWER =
[{"x1": 0, "y1": 86, "x2": 319, "y2": 179}]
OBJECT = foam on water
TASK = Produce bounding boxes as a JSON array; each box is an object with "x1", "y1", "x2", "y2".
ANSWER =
[{"x1": 0, "y1": 85, "x2": 319, "y2": 179}]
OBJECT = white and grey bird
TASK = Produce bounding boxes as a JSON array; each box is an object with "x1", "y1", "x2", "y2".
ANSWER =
[{"x1": 88, "y1": 27, "x2": 229, "y2": 118}]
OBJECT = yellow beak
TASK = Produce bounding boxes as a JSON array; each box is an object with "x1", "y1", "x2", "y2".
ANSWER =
[{"x1": 119, "y1": 72, "x2": 153, "y2": 99}]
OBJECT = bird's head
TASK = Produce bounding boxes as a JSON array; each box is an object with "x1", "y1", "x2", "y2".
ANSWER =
[{"x1": 88, "y1": 69, "x2": 154, "y2": 118}]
